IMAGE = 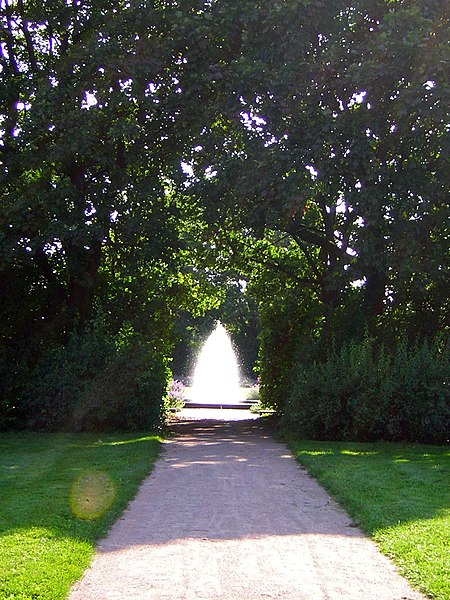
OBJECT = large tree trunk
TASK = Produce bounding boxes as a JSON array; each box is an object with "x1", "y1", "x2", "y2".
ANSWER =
[
  {"x1": 365, "y1": 267, "x2": 387, "y2": 318},
  {"x1": 363, "y1": 223, "x2": 387, "y2": 334},
  {"x1": 66, "y1": 241, "x2": 103, "y2": 333}
]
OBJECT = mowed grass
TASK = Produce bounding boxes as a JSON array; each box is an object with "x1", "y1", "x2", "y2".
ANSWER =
[
  {"x1": 0, "y1": 432, "x2": 161, "y2": 600},
  {"x1": 287, "y1": 439, "x2": 449, "y2": 600}
]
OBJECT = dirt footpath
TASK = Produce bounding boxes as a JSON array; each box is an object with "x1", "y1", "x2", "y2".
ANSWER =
[{"x1": 69, "y1": 409, "x2": 425, "y2": 600}]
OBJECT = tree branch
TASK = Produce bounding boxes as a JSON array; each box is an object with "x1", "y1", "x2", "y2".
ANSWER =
[{"x1": 17, "y1": 0, "x2": 38, "y2": 72}]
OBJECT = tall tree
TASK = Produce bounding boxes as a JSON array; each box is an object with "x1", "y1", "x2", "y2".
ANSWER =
[
  {"x1": 0, "y1": 0, "x2": 230, "y2": 345},
  {"x1": 186, "y1": 0, "x2": 449, "y2": 339}
]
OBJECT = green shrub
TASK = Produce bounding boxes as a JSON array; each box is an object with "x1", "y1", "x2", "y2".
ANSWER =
[
  {"x1": 258, "y1": 294, "x2": 321, "y2": 412},
  {"x1": 20, "y1": 326, "x2": 115, "y2": 431},
  {"x1": 282, "y1": 336, "x2": 449, "y2": 444},
  {"x1": 14, "y1": 322, "x2": 170, "y2": 433},
  {"x1": 246, "y1": 381, "x2": 260, "y2": 401},
  {"x1": 0, "y1": 347, "x2": 23, "y2": 430},
  {"x1": 71, "y1": 341, "x2": 170, "y2": 432},
  {"x1": 382, "y1": 339, "x2": 450, "y2": 443}
]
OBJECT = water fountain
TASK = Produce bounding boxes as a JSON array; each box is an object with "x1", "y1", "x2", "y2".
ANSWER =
[{"x1": 188, "y1": 321, "x2": 242, "y2": 406}]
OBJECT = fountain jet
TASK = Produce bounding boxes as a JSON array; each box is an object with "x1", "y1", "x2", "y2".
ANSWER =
[{"x1": 189, "y1": 321, "x2": 241, "y2": 405}]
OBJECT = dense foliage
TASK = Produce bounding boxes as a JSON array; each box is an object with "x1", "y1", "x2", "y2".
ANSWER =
[
  {"x1": 0, "y1": 0, "x2": 222, "y2": 427},
  {"x1": 1, "y1": 0, "x2": 448, "y2": 437},
  {"x1": 283, "y1": 336, "x2": 449, "y2": 443}
]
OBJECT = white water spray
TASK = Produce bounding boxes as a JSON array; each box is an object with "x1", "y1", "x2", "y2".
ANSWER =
[{"x1": 189, "y1": 322, "x2": 241, "y2": 405}]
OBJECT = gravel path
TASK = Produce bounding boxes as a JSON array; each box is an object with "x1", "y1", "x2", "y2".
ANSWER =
[{"x1": 69, "y1": 409, "x2": 425, "y2": 600}]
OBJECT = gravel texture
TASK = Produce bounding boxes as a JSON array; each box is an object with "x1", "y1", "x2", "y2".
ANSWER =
[{"x1": 69, "y1": 408, "x2": 425, "y2": 600}]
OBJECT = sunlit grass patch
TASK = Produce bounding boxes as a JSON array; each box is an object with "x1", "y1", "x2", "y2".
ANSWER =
[
  {"x1": 0, "y1": 527, "x2": 91, "y2": 600},
  {"x1": 288, "y1": 439, "x2": 449, "y2": 600},
  {"x1": 377, "y1": 516, "x2": 449, "y2": 597},
  {"x1": 0, "y1": 432, "x2": 161, "y2": 600}
]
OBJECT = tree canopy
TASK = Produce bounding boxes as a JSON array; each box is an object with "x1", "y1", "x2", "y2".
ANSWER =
[{"x1": 1, "y1": 0, "x2": 448, "y2": 438}]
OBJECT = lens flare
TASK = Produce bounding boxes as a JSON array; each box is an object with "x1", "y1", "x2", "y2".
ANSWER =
[{"x1": 70, "y1": 471, "x2": 115, "y2": 520}]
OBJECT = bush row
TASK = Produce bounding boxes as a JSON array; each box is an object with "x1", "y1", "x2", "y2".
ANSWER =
[
  {"x1": 2, "y1": 326, "x2": 170, "y2": 432},
  {"x1": 279, "y1": 337, "x2": 449, "y2": 444}
]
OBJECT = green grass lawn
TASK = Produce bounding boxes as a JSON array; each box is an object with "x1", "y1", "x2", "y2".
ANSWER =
[
  {"x1": 287, "y1": 439, "x2": 449, "y2": 600},
  {"x1": 0, "y1": 432, "x2": 161, "y2": 600}
]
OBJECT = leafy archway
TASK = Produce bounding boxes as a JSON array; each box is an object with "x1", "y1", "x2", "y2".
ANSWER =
[{"x1": 1, "y1": 0, "x2": 447, "y2": 439}]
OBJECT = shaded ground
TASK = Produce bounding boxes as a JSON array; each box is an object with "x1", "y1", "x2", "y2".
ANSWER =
[{"x1": 69, "y1": 408, "x2": 424, "y2": 599}]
